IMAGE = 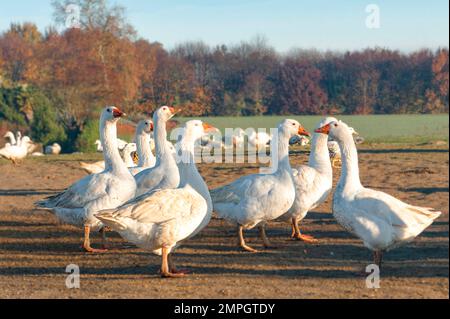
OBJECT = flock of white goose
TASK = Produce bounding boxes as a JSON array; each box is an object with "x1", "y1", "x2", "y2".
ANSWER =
[
  {"x1": 3, "y1": 105, "x2": 439, "y2": 278},
  {"x1": 0, "y1": 131, "x2": 63, "y2": 164}
]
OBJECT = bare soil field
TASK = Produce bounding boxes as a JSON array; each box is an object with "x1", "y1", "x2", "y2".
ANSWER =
[{"x1": 0, "y1": 143, "x2": 448, "y2": 299}]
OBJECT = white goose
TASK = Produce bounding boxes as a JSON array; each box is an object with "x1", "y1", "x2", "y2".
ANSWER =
[
  {"x1": 0, "y1": 136, "x2": 33, "y2": 164},
  {"x1": 315, "y1": 120, "x2": 441, "y2": 268},
  {"x1": 248, "y1": 131, "x2": 271, "y2": 150},
  {"x1": 15, "y1": 131, "x2": 22, "y2": 146},
  {"x1": 134, "y1": 106, "x2": 180, "y2": 196},
  {"x1": 281, "y1": 117, "x2": 336, "y2": 242},
  {"x1": 95, "y1": 137, "x2": 128, "y2": 152},
  {"x1": 129, "y1": 119, "x2": 156, "y2": 176},
  {"x1": 232, "y1": 128, "x2": 246, "y2": 148},
  {"x1": 96, "y1": 120, "x2": 214, "y2": 278},
  {"x1": 80, "y1": 142, "x2": 138, "y2": 175},
  {"x1": 36, "y1": 107, "x2": 137, "y2": 253},
  {"x1": 80, "y1": 160, "x2": 106, "y2": 175},
  {"x1": 45, "y1": 143, "x2": 62, "y2": 155},
  {"x1": 211, "y1": 119, "x2": 310, "y2": 252},
  {"x1": 289, "y1": 134, "x2": 310, "y2": 146},
  {"x1": 3, "y1": 131, "x2": 16, "y2": 147},
  {"x1": 122, "y1": 143, "x2": 137, "y2": 167}
]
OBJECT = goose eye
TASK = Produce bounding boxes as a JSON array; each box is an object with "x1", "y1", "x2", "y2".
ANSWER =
[
  {"x1": 334, "y1": 123, "x2": 338, "y2": 127},
  {"x1": 107, "y1": 109, "x2": 111, "y2": 113}
]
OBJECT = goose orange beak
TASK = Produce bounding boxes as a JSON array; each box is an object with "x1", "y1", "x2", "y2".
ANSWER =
[
  {"x1": 150, "y1": 122, "x2": 154, "y2": 131},
  {"x1": 315, "y1": 123, "x2": 331, "y2": 135},
  {"x1": 202, "y1": 122, "x2": 216, "y2": 132},
  {"x1": 112, "y1": 107, "x2": 126, "y2": 118},
  {"x1": 169, "y1": 107, "x2": 181, "y2": 115},
  {"x1": 298, "y1": 126, "x2": 311, "y2": 137}
]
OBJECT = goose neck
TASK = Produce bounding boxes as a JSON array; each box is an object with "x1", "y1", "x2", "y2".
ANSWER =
[
  {"x1": 309, "y1": 133, "x2": 332, "y2": 173},
  {"x1": 154, "y1": 114, "x2": 170, "y2": 161},
  {"x1": 273, "y1": 128, "x2": 292, "y2": 173},
  {"x1": 136, "y1": 132, "x2": 154, "y2": 167},
  {"x1": 100, "y1": 120, "x2": 127, "y2": 173},
  {"x1": 178, "y1": 134, "x2": 212, "y2": 212},
  {"x1": 337, "y1": 134, "x2": 362, "y2": 193}
]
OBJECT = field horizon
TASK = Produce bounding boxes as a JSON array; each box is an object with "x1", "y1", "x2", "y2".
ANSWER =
[{"x1": 172, "y1": 114, "x2": 449, "y2": 144}]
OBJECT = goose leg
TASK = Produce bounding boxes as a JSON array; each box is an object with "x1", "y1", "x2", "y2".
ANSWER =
[
  {"x1": 82, "y1": 225, "x2": 108, "y2": 253},
  {"x1": 373, "y1": 251, "x2": 383, "y2": 270},
  {"x1": 290, "y1": 221, "x2": 296, "y2": 238},
  {"x1": 259, "y1": 224, "x2": 276, "y2": 248},
  {"x1": 291, "y1": 217, "x2": 318, "y2": 243},
  {"x1": 100, "y1": 227, "x2": 109, "y2": 250},
  {"x1": 238, "y1": 225, "x2": 258, "y2": 253},
  {"x1": 161, "y1": 247, "x2": 185, "y2": 278}
]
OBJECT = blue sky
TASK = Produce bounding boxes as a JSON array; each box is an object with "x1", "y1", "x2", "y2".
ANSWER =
[{"x1": 0, "y1": 0, "x2": 448, "y2": 52}]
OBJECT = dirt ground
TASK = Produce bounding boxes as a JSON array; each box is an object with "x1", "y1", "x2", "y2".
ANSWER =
[{"x1": 0, "y1": 143, "x2": 448, "y2": 299}]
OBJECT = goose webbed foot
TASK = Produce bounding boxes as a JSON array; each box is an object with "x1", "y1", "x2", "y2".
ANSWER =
[
  {"x1": 82, "y1": 225, "x2": 108, "y2": 253},
  {"x1": 291, "y1": 218, "x2": 318, "y2": 243},
  {"x1": 160, "y1": 247, "x2": 187, "y2": 278},
  {"x1": 292, "y1": 233, "x2": 319, "y2": 243}
]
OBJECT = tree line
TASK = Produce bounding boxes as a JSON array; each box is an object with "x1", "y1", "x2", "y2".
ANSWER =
[{"x1": 0, "y1": 0, "x2": 448, "y2": 150}]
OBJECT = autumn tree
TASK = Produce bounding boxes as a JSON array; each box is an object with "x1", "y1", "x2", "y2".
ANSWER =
[
  {"x1": 0, "y1": 23, "x2": 41, "y2": 84},
  {"x1": 272, "y1": 56, "x2": 327, "y2": 115},
  {"x1": 426, "y1": 48, "x2": 449, "y2": 113}
]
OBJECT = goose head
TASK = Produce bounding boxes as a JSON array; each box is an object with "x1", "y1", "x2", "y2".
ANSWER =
[
  {"x1": 315, "y1": 120, "x2": 353, "y2": 142},
  {"x1": 279, "y1": 119, "x2": 310, "y2": 138},
  {"x1": 183, "y1": 120, "x2": 215, "y2": 143},
  {"x1": 317, "y1": 117, "x2": 338, "y2": 130},
  {"x1": 235, "y1": 128, "x2": 246, "y2": 137},
  {"x1": 102, "y1": 106, "x2": 126, "y2": 124},
  {"x1": 136, "y1": 119, "x2": 154, "y2": 135},
  {"x1": 154, "y1": 106, "x2": 179, "y2": 123},
  {"x1": 20, "y1": 136, "x2": 32, "y2": 146}
]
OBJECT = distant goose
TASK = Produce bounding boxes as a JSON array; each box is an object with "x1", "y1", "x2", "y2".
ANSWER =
[
  {"x1": 45, "y1": 143, "x2": 62, "y2": 155},
  {"x1": 3, "y1": 131, "x2": 17, "y2": 147},
  {"x1": 248, "y1": 131, "x2": 271, "y2": 150},
  {"x1": 289, "y1": 134, "x2": 310, "y2": 146},
  {"x1": 0, "y1": 136, "x2": 33, "y2": 164},
  {"x1": 95, "y1": 138, "x2": 128, "y2": 152}
]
